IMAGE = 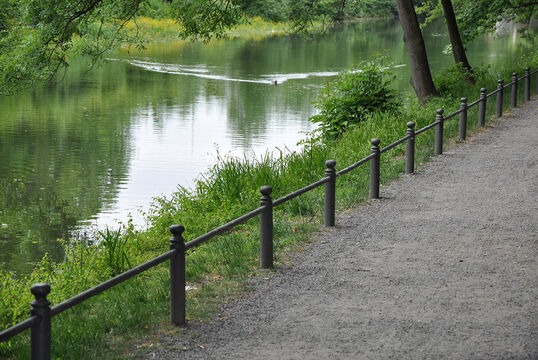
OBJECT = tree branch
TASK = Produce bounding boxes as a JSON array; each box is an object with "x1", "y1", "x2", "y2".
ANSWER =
[{"x1": 63, "y1": 0, "x2": 103, "y2": 39}]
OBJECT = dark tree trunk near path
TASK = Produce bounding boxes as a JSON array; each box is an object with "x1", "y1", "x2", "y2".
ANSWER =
[
  {"x1": 395, "y1": 0, "x2": 438, "y2": 102},
  {"x1": 440, "y1": 0, "x2": 475, "y2": 83}
]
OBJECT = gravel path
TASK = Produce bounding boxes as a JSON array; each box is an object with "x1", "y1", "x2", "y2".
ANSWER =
[{"x1": 151, "y1": 99, "x2": 537, "y2": 359}]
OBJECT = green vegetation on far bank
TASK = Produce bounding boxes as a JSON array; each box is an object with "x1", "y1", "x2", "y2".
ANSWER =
[
  {"x1": 122, "y1": 0, "x2": 398, "y2": 43},
  {"x1": 111, "y1": 16, "x2": 288, "y2": 45},
  {"x1": 1, "y1": 50, "x2": 537, "y2": 358}
]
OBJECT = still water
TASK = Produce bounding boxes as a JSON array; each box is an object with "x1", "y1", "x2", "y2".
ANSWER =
[{"x1": 0, "y1": 19, "x2": 534, "y2": 273}]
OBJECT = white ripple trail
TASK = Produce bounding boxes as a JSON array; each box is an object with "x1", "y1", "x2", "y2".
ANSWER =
[{"x1": 108, "y1": 58, "x2": 406, "y2": 84}]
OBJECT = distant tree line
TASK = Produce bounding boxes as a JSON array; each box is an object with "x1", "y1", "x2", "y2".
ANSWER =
[{"x1": 134, "y1": 0, "x2": 397, "y2": 23}]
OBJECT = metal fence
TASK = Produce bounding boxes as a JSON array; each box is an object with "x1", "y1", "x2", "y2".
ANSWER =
[{"x1": 1, "y1": 66, "x2": 537, "y2": 360}]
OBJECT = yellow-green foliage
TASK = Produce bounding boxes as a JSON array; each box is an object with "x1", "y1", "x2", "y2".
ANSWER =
[
  {"x1": 225, "y1": 16, "x2": 287, "y2": 39},
  {"x1": 0, "y1": 240, "x2": 101, "y2": 327},
  {"x1": 122, "y1": 17, "x2": 183, "y2": 42},
  {"x1": 118, "y1": 16, "x2": 286, "y2": 44}
]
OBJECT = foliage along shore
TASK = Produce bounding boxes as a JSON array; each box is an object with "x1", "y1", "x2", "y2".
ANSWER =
[
  {"x1": 122, "y1": 0, "x2": 397, "y2": 43},
  {"x1": 1, "y1": 47, "x2": 537, "y2": 358},
  {"x1": 117, "y1": 16, "x2": 288, "y2": 45}
]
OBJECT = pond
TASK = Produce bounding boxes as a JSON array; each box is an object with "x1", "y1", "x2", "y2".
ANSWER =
[{"x1": 0, "y1": 19, "x2": 534, "y2": 274}]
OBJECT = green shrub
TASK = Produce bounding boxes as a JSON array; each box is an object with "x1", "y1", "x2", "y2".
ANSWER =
[
  {"x1": 309, "y1": 57, "x2": 400, "y2": 141},
  {"x1": 433, "y1": 63, "x2": 474, "y2": 97},
  {"x1": 433, "y1": 63, "x2": 494, "y2": 98}
]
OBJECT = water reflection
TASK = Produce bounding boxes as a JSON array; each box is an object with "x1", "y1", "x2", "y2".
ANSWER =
[{"x1": 0, "y1": 80, "x2": 132, "y2": 273}]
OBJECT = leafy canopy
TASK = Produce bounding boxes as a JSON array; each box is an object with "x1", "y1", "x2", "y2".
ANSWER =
[
  {"x1": 416, "y1": 0, "x2": 538, "y2": 43},
  {"x1": 0, "y1": 0, "x2": 148, "y2": 94}
]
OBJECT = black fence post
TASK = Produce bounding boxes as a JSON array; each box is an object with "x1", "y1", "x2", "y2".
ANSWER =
[
  {"x1": 459, "y1": 97, "x2": 468, "y2": 140},
  {"x1": 525, "y1": 67, "x2": 530, "y2": 101},
  {"x1": 478, "y1": 88, "x2": 487, "y2": 127},
  {"x1": 405, "y1": 122, "x2": 415, "y2": 174},
  {"x1": 496, "y1": 79, "x2": 504, "y2": 118},
  {"x1": 259, "y1": 186, "x2": 273, "y2": 269},
  {"x1": 511, "y1": 72, "x2": 518, "y2": 108},
  {"x1": 31, "y1": 283, "x2": 51, "y2": 360},
  {"x1": 369, "y1": 138, "x2": 380, "y2": 199},
  {"x1": 169, "y1": 225, "x2": 186, "y2": 326},
  {"x1": 324, "y1": 160, "x2": 336, "y2": 227},
  {"x1": 435, "y1": 109, "x2": 444, "y2": 155}
]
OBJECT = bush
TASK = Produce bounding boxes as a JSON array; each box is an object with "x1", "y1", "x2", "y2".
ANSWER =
[
  {"x1": 434, "y1": 63, "x2": 476, "y2": 97},
  {"x1": 309, "y1": 57, "x2": 400, "y2": 141},
  {"x1": 433, "y1": 63, "x2": 492, "y2": 98}
]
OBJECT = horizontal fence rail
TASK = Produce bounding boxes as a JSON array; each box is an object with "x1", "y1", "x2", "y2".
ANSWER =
[
  {"x1": 185, "y1": 207, "x2": 265, "y2": 250},
  {"x1": 442, "y1": 108, "x2": 462, "y2": 120},
  {"x1": 415, "y1": 119, "x2": 441, "y2": 136},
  {"x1": 273, "y1": 177, "x2": 329, "y2": 206},
  {"x1": 0, "y1": 317, "x2": 38, "y2": 342},
  {"x1": 51, "y1": 250, "x2": 177, "y2": 316},
  {"x1": 335, "y1": 153, "x2": 375, "y2": 177},
  {"x1": 468, "y1": 97, "x2": 482, "y2": 108},
  {"x1": 380, "y1": 134, "x2": 411, "y2": 154},
  {"x1": 487, "y1": 88, "x2": 499, "y2": 98},
  {"x1": 2, "y1": 65, "x2": 537, "y2": 360}
]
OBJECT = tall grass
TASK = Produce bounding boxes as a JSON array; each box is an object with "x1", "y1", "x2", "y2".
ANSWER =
[
  {"x1": 98, "y1": 228, "x2": 132, "y2": 277},
  {"x1": 1, "y1": 56, "x2": 536, "y2": 358}
]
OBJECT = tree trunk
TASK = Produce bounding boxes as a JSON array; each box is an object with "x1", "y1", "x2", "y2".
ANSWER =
[
  {"x1": 440, "y1": 0, "x2": 475, "y2": 83},
  {"x1": 395, "y1": 0, "x2": 438, "y2": 102}
]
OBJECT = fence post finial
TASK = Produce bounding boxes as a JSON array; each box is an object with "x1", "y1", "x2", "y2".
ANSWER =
[
  {"x1": 459, "y1": 97, "x2": 468, "y2": 140},
  {"x1": 370, "y1": 138, "x2": 381, "y2": 199},
  {"x1": 31, "y1": 283, "x2": 51, "y2": 360},
  {"x1": 511, "y1": 72, "x2": 518, "y2": 108},
  {"x1": 259, "y1": 186, "x2": 273, "y2": 269},
  {"x1": 496, "y1": 79, "x2": 504, "y2": 118},
  {"x1": 169, "y1": 224, "x2": 186, "y2": 326},
  {"x1": 405, "y1": 122, "x2": 415, "y2": 174},
  {"x1": 435, "y1": 109, "x2": 444, "y2": 155},
  {"x1": 478, "y1": 88, "x2": 487, "y2": 127},
  {"x1": 324, "y1": 160, "x2": 336, "y2": 227}
]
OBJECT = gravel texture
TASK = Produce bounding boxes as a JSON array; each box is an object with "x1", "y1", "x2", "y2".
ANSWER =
[{"x1": 150, "y1": 99, "x2": 538, "y2": 359}]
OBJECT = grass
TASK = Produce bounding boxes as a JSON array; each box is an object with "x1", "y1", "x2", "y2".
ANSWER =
[
  {"x1": 0, "y1": 57, "x2": 536, "y2": 359},
  {"x1": 122, "y1": 17, "x2": 183, "y2": 43},
  {"x1": 119, "y1": 16, "x2": 287, "y2": 45},
  {"x1": 98, "y1": 228, "x2": 132, "y2": 277}
]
